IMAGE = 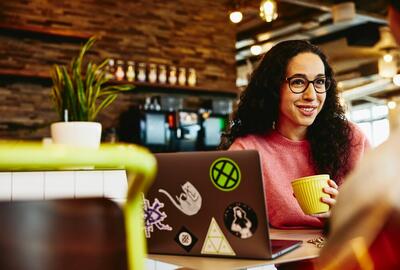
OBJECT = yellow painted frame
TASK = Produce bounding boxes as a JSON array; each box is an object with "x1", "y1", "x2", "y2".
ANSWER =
[{"x1": 0, "y1": 141, "x2": 157, "y2": 270}]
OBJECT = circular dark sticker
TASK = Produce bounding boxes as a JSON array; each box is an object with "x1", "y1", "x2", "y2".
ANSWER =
[
  {"x1": 223, "y1": 202, "x2": 258, "y2": 239},
  {"x1": 174, "y1": 226, "x2": 198, "y2": 252},
  {"x1": 178, "y1": 231, "x2": 193, "y2": 246},
  {"x1": 209, "y1": 157, "x2": 241, "y2": 192}
]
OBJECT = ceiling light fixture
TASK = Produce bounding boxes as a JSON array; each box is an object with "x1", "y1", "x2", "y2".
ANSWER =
[
  {"x1": 383, "y1": 53, "x2": 394, "y2": 63},
  {"x1": 393, "y1": 74, "x2": 400, "y2": 86},
  {"x1": 230, "y1": 10, "x2": 243, "y2": 23},
  {"x1": 379, "y1": 49, "x2": 397, "y2": 78},
  {"x1": 387, "y1": 100, "x2": 397, "y2": 110},
  {"x1": 229, "y1": 0, "x2": 243, "y2": 24},
  {"x1": 250, "y1": 45, "x2": 262, "y2": 55},
  {"x1": 259, "y1": 0, "x2": 278, "y2": 23}
]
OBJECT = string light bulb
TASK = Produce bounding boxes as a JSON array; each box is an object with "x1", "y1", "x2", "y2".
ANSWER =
[
  {"x1": 259, "y1": 0, "x2": 278, "y2": 23},
  {"x1": 379, "y1": 50, "x2": 397, "y2": 78},
  {"x1": 250, "y1": 45, "x2": 262, "y2": 55},
  {"x1": 229, "y1": 10, "x2": 243, "y2": 23},
  {"x1": 393, "y1": 74, "x2": 400, "y2": 86},
  {"x1": 387, "y1": 100, "x2": 397, "y2": 110},
  {"x1": 383, "y1": 53, "x2": 393, "y2": 62}
]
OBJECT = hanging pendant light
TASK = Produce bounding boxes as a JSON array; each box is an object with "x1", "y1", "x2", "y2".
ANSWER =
[
  {"x1": 379, "y1": 49, "x2": 397, "y2": 78},
  {"x1": 259, "y1": 0, "x2": 278, "y2": 23},
  {"x1": 229, "y1": 0, "x2": 243, "y2": 24}
]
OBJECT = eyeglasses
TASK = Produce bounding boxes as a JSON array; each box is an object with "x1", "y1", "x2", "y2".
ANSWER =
[{"x1": 286, "y1": 76, "x2": 331, "y2": 94}]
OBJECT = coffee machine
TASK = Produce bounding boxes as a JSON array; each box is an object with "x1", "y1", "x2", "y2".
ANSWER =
[{"x1": 117, "y1": 96, "x2": 232, "y2": 152}]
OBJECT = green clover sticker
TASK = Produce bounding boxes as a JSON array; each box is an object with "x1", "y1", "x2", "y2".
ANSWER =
[{"x1": 209, "y1": 157, "x2": 241, "y2": 192}]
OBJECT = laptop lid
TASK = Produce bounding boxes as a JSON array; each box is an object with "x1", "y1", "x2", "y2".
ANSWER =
[{"x1": 144, "y1": 150, "x2": 301, "y2": 259}]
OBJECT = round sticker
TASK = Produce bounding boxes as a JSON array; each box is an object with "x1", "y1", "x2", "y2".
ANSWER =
[
  {"x1": 178, "y1": 232, "x2": 193, "y2": 247},
  {"x1": 223, "y1": 202, "x2": 258, "y2": 239},
  {"x1": 209, "y1": 157, "x2": 241, "y2": 192},
  {"x1": 174, "y1": 226, "x2": 198, "y2": 252}
]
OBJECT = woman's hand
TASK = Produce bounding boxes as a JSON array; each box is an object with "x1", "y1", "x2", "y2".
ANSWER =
[{"x1": 311, "y1": 179, "x2": 339, "y2": 219}]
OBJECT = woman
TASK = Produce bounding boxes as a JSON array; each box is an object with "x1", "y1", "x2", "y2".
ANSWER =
[{"x1": 220, "y1": 40, "x2": 369, "y2": 229}]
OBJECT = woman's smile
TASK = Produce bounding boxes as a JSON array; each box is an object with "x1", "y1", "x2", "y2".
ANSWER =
[{"x1": 296, "y1": 104, "x2": 319, "y2": 116}]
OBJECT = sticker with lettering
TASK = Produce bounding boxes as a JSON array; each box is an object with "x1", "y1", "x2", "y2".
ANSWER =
[
  {"x1": 209, "y1": 157, "x2": 241, "y2": 192},
  {"x1": 174, "y1": 226, "x2": 198, "y2": 252},
  {"x1": 143, "y1": 195, "x2": 172, "y2": 238},
  {"x1": 201, "y1": 217, "x2": 236, "y2": 256},
  {"x1": 223, "y1": 202, "x2": 257, "y2": 239},
  {"x1": 159, "y1": 181, "x2": 202, "y2": 216}
]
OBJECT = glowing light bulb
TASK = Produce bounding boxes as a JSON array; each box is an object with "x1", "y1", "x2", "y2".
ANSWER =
[
  {"x1": 250, "y1": 45, "x2": 262, "y2": 55},
  {"x1": 393, "y1": 74, "x2": 400, "y2": 86},
  {"x1": 229, "y1": 11, "x2": 243, "y2": 23},
  {"x1": 259, "y1": 0, "x2": 278, "y2": 22},
  {"x1": 383, "y1": 53, "x2": 393, "y2": 63},
  {"x1": 388, "y1": 100, "x2": 397, "y2": 109}
]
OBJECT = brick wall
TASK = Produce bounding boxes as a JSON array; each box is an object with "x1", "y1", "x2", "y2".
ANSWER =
[{"x1": 0, "y1": 0, "x2": 237, "y2": 139}]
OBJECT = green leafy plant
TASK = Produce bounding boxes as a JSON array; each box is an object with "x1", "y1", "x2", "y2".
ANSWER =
[{"x1": 51, "y1": 36, "x2": 133, "y2": 122}]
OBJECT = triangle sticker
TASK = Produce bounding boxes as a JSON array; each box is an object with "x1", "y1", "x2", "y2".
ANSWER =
[
  {"x1": 209, "y1": 236, "x2": 222, "y2": 250},
  {"x1": 219, "y1": 241, "x2": 235, "y2": 254},
  {"x1": 204, "y1": 241, "x2": 216, "y2": 253},
  {"x1": 201, "y1": 217, "x2": 236, "y2": 256},
  {"x1": 208, "y1": 218, "x2": 223, "y2": 237}
]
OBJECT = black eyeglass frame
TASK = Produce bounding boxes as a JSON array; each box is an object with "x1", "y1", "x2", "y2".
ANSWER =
[{"x1": 285, "y1": 76, "x2": 331, "y2": 94}]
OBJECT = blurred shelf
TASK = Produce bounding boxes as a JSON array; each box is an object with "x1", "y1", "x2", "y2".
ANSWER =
[
  {"x1": 0, "y1": 23, "x2": 92, "y2": 42},
  {"x1": 0, "y1": 69, "x2": 50, "y2": 79},
  {"x1": 110, "y1": 79, "x2": 238, "y2": 98},
  {"x1": 0, "y1": 69, "x2": 238, "y2": 97},
  {"x1": 0, "y1": 69, "x2": 52, "y2": 85}
]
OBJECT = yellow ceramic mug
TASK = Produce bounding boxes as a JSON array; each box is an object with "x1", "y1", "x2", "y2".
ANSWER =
[{"x1": 291, "y1": 174, "x2": 330, "y2": 215}]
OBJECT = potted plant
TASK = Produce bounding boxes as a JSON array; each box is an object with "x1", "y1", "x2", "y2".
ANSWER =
[{"x1": 51, "y1": 36, "x2": 133, "y2": 148}]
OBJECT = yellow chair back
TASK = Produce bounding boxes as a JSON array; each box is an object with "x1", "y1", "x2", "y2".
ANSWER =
[{"x1": 0, "y1": 141, "x2": 157, "y2": 270}]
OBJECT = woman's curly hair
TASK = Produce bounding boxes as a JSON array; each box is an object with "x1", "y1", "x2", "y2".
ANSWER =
[{"x1": 220, "y1": 40, "x2": 352, "y2": 182}]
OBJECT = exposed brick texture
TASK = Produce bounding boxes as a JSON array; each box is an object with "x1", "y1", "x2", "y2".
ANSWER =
[{"x1": 0, "y1": 0, "x2": 237, "y2": 139}]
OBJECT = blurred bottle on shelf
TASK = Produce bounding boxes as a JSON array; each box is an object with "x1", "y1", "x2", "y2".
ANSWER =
[
  {"x1": 115, "y1": 60, "x2": 125, "y2": 81},
  {"x1": 138, "y1": 62, "x2": 147, "y2": 82},
  {"x1": 109, "y1": 128, "x2": 118, "y2": 143},
  {"x1": 178, "y1": 67, "x2": 186, "y2": 86},
  {"x1": 144, "y1": 97, "x2": 152, "y2": 110},
  {"x1": 188, "y1": 68, "x2": 197, "y2": 86},
  {"x1": 103, "y1": 127, "x2": 118, "y2": 143},
  {"x1": 105, "y1": 59, "x2": 115, "y2": 80},
  {"x1": 153, "y1": 97, "x2": 161, "y2": 111},
  {"x1": 168, "y1": 66, "x2": 177, "y2": 85},
  {"x1": 158, "y1": 64, "x2": 167, "y2": 83},
  {"x1": 126, "y1": 61, "x2": 136, "y2": 82},
  {"x1": 148, "y1": 63, "x2": 157, "y2": 83}
]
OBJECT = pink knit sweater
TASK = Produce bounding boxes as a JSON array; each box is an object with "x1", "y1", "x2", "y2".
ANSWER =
[{"x1": 229, "y1": 123, "x2": 370, "y2": 229}]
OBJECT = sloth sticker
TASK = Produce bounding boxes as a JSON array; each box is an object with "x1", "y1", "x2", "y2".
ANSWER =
[
  {"x1": 223, "y1": 202, "x2": 257, "y2": 239},
  {"x1": 209, "y1": 157, "x2": 241, "y2": 192},
  {"x1": 159, "y1": 181, "x2": 202, "y2": 216}
]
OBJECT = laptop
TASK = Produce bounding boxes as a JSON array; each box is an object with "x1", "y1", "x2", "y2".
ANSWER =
[{"x1": 144, "y1": 150, "x2": 302, "y2": 259}]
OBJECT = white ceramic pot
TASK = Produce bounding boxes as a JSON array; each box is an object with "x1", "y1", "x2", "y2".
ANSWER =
[{"x1": 50, "y1": 121, "x2": 102, "y2": 149}]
